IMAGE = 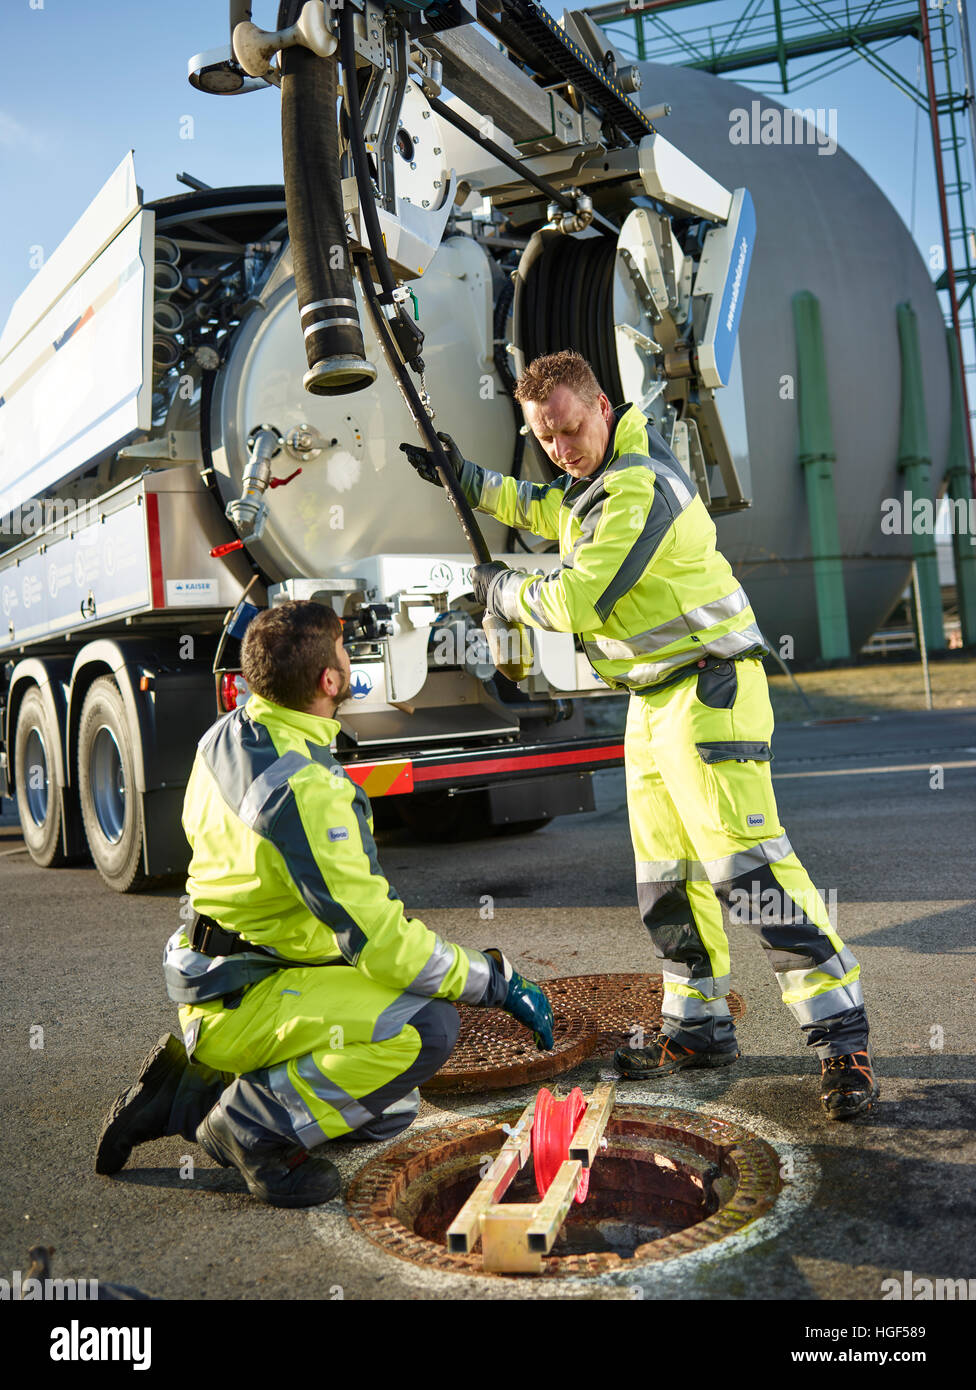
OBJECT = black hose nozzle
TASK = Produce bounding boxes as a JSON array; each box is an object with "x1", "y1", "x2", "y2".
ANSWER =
[{"x1": 280, "y1": 41, "x2": 375, "y2": 395}]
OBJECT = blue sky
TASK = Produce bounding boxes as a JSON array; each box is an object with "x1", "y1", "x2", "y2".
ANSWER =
[{"x1": 0, "y1": 0, "x2": 951, "y2": 327}]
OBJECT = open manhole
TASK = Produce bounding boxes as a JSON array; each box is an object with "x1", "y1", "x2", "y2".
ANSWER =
[
  {"x1": 347, "y1": 1103, "x2": 782, "y2": 1277},
  {"x1": 422, "y1": 974, "x2": 745, "y2": 1093}
]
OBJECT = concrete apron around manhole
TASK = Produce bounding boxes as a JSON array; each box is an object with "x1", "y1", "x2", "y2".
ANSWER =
[{"x1": 306, "y1": 1086, "x2": 820, "y2": 1299}]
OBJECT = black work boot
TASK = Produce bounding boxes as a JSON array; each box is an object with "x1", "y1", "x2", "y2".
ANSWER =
[
  {"x1": 95, "y1": 1034, "x2": 223, "y2": 1176},
  {"x1": 820, "y1": 1048, "x2": 880, "y2": 1120},
  {"x1": 195, "y1": 1105, "x2": 341, "y2": 1208},
  {"x1": 615, "y1": 1032, "x2": 741, "y2": 1078}
]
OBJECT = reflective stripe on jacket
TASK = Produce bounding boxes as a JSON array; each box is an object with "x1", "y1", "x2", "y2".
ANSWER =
[
  {"x1": 165, "y1": 691, "x2": 498, "y2": 1006},
  {"x1": 464, "y1": 403, "x2": 767, "y2": 693}
]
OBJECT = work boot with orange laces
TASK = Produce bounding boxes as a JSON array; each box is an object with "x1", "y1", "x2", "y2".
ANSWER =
[
  {"x1": 820, "y1": 1048, "x2": 880, "y2": 1119},
  {"x1": 614, "y1": 1032, "x2": 740, "y2": 1078}
]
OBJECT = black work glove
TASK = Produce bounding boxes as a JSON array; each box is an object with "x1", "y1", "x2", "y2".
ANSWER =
[
  {"x1": 471, "y1": 561, "x2": 510, "y2": 610},
  {"x1": 399, "y1": 431, "x2": 466, "y2": 488},
  {"x1": 484, "y1": 948, "x2": 555, "y2": 1051}
]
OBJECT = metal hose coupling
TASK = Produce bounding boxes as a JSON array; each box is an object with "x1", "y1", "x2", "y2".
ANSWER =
[
  {"x1": 225, "y1": 425, "x2": 282, "y2": 542},
  {"x1": 547, "y1": 191, "x2": 594, "y2": 235}
]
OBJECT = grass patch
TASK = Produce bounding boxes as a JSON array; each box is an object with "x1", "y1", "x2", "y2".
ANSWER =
[{"x1": 579, "y1": 653, "x2": 976, "y2": 733}]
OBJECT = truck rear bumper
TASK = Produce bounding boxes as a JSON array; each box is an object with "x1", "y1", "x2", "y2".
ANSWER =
[{"x1": 340, "y1": 735, "x2": 624, "y2": 797}]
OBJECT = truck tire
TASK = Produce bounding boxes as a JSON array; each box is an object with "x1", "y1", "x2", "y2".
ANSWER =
[
  {"x1": 77, "y1": 677, "x2": 147, "y2": 893},
  {"x1": 14, "y1": 686, "x2": 68, "y2": 868}
]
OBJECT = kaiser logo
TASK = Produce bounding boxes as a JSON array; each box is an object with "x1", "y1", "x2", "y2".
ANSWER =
[
  {"x1": 350, "y1": 671, "x2": 373, "y2": 700},
  {"x1": 430, "y1": 563, "x2": 453, "y2": 586}
]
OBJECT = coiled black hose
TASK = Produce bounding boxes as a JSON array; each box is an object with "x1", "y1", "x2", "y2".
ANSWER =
[{"x1": 516, "y1": 234, "x2": 622, "y2": 403}]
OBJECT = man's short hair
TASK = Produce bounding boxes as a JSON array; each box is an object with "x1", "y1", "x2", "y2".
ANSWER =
[
  {"x1": 514, "y1": 350, "x2": 604, "y2": 409},
  {"x1": 241, "y1": 600, "x2": 343, "y2": 710}
]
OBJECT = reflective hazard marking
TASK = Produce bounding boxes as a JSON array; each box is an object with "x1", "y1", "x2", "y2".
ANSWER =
[
  {"x1": 345, "y1": 760, "x2": 414, "y2": 797},
  {"x1": 414, "y1": 745, "x2": 624, "y2": 782}
]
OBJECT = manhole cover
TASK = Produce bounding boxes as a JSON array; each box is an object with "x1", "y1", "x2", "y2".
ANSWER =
[
  {"x1": 421, "y1": 1001, "x2": 597, "y2": 1093},
  {"x1": 347, "y1": 1103, "x2": 783, "y2": 1277},
  {"x1": 424, "y1": 975, "x2": 745, "y2": 1092},
  {"x1": 544, "y1": 974, "x2": 746, "y2": 1053}
]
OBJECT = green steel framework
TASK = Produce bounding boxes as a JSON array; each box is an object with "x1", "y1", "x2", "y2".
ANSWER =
[{"x1": 587, "y1": 0, "x2": 976, "y2": 496}]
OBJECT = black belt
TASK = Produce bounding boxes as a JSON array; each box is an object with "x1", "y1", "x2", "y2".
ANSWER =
[
  {"x1": 189, "y1": 912, "x2": 273, "y2": 959},
  {"x1": 629, "y1": 644, "x2": 769, "y2": 698}
]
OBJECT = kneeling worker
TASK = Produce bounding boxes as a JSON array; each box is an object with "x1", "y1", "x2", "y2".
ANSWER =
[{"x1": 95, "y1": 599, "x2": 553, "y2": 1206}]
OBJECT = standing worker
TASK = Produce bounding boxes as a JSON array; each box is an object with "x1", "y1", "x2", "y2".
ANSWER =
[
  {"x1": 95, "y1": 600, "x2": 553, "y2": 1205},
  {"x1": 402, "y1": 350, "x2": 878, "y2": 1120}
]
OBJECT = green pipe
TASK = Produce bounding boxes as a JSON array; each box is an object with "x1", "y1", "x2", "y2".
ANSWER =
[
  {"x1": 791, "y1": 291, "x2": 851, "y2": 660},
  {"x1": 896, "y1": 302, "x2": 946, "y2": 651},
  {"x1": 944, "y1": 327, "x2": 976, "y2": 645}
]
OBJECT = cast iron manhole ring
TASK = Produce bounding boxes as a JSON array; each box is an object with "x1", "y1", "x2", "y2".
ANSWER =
[
  {"x1": 543, "y1": 973, "x2": 746, "y2": 1053},
  {"x1": 424, "y1": 974, "x2": 746, "y2": 1092},
  {"x1": 421, "y1": 1000, "x2": 598, "y2": 1093},
  {"x1": 346, "y1": 1103, "x2": 783, "y2": 1278}
]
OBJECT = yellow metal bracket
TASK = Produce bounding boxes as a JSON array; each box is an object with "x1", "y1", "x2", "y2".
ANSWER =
[{"x1": 446, "y1": 1082, "x2": 616, "y2": 1275}]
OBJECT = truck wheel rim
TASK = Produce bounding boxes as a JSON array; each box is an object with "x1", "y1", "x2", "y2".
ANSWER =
[
  {"x1": 24, "y1": 727, "x2": 49, "y2": 826},
  {"x1": 90, "y1": 725, "x2": 125, "y2": 844}
]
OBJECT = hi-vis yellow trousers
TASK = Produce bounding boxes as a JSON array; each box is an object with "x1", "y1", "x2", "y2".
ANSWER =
[
  {"x1": 625, "y1": 657, "x2": 868, "y2": 1059},
  {"x1": 178, "y1": 967, "x2": 459, "y2": 1149}
]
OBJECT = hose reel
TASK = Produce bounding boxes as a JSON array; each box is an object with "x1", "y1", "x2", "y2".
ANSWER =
[{"x1": 511, "y1": 231, "x2": 624, "y2": 412}]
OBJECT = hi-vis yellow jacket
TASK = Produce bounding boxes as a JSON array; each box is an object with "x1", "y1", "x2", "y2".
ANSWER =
[
  {"x1": 464, "y1": 403, "x2": 767, "y2": 693},
  {"x1": 163, "y1": 692, "x2": 502, "y2": 1007}
]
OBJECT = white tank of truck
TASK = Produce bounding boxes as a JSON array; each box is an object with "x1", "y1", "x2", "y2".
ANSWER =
[{"x1": 0, "y1": 157, "x2": 622, "y2": 891}]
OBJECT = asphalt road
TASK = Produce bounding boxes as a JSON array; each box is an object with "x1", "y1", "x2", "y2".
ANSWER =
[{"x1": 1, "y1": 709, "x2": 974, "y2": 1333}]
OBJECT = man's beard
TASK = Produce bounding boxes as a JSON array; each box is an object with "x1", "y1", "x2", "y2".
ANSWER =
[{"x1": 331, "y1": 672, "x2": 353, "y2": 714}]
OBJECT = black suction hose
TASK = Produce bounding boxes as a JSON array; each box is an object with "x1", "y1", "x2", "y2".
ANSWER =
[
  {"x1": 336, "y1": 11, "x2": 532, "y2": 679},
  {"x1": 356, "y1": 253, "x2": 491, "y2": 565},
  {"x1": 279, "y1": 0, "x2": 375, "y2": 394},
  {"x1": 339, "y1": 10, "x2": 424, "y2": 368},
  {"x1": 339, "y1": 10, "x2": 399, "y2": 307},
  {"x1": 335, "y1": 3, "x2": 491, "y2": 565},
  {"x1": 426, "y1": 95, "x2": 618, "y2": 238},
  {"x1": 493, "y1": 278, "x2": 532, "y2": 554}
]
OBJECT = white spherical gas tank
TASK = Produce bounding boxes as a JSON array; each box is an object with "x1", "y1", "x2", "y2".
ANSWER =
[{"x1": 635, "y1": 61, "x2": 951, "y2": 658}]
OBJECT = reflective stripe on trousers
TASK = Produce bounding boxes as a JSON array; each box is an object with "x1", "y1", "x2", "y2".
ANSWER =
[
  {"x1": 625, "y1": 660, "x2": 869, "y2": 1056},
  {"x1": 179, "y1": 965, "x2": 460, "y2": 1149}
]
